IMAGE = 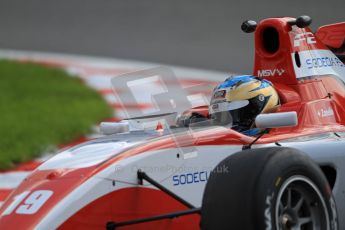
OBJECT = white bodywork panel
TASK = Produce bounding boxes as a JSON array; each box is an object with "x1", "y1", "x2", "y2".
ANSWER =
[
  {"x1": 292, "y1": 49, "x2": 345, "y2": 79},
  {"x1": 35, "y1": 132, "x2": 345, "y2": 229}
]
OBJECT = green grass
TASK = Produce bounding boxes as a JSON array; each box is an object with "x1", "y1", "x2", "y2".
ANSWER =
[{"x1": 0, "y1": 60, "x2": 113, "y2": 169}]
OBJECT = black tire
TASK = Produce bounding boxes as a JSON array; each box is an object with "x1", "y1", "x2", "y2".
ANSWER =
[{"x1": 201, "y1": 147, "x2": 338, "y2": 230}]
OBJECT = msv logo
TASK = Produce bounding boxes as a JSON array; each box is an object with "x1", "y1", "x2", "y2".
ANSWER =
[{"x1": 258, "y1": 69, "x2": 285, "y2": 77}]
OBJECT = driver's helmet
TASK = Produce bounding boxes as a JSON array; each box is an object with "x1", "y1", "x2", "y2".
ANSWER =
[{"x1": 209, "y1": 75, "x2": 280, "y2": 131}]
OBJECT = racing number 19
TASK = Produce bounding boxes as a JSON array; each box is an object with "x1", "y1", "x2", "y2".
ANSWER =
[{"x1": 1, "y1": 190, "x2": 53, "y2": 216}]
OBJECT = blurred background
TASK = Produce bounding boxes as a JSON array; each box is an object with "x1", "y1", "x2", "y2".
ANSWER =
[{"x1": 0, "y1": 0, "x2": 344, "y2": 74}]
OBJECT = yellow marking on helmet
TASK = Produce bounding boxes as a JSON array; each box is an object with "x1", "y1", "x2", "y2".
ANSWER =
[{"x1": 223, "y1": 77, "x2": 280, "y2": 114}]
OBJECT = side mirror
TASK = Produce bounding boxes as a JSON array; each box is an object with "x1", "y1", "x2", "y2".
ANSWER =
[{"x1": 255, "y1": 112, "x2": 298, "y2": 129}]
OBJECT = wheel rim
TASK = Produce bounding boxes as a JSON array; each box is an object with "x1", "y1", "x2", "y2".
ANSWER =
[{"x1": 275, "y1": 175, "x2": 330, "y2": 230}]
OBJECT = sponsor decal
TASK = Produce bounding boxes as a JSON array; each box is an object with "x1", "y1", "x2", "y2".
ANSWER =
[
  {"x1": 173, "y1": 171, "x2": 209, "y2": 186},
  {"x1": 292, "y1": 50, "x2": 345, "y2": 79},
  {"x1": 317, "y1": 107, "x2": 334, "y2": 118},
  {"x1": 213, "y1": 90, "x2": 226, "y2": 99},
  {"x1": 211, "y1": 90, "x2": 227, "y2": 104},
  {"x1": 294, "y1": 32, "x2": 316, "y2": 47},
  {"x1": 211, "y1": 103, "x2": 219, "y2": 113},
  {"x1": 258, "y1": 69, "x2": 285, "y2": 77},
  {"x1": 209, "y1": 101, "x2": 227, "y2": 114},
  {"x1": 1, "y1": 190, "x2": 53, "y2": 216},
  {"x1": 306, "y1": 56, "x2": 345, "y2": 70},
  {"x1": 172, "y1": 165, "x2": 229, "y2": 186}
]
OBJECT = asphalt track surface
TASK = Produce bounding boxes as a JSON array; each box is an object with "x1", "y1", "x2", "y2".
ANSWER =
[{"x1": 0, "y1": 0, "x2": 344, "y2": 74}]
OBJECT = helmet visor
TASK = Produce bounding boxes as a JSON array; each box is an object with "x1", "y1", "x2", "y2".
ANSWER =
[{"x1": 210, "y1": 95, "x2": 268, "y2": 129}]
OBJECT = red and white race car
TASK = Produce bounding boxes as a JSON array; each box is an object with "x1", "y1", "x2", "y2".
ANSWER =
[{"x1": 1, "y1": 16, "x2": 345, "y2": 230}]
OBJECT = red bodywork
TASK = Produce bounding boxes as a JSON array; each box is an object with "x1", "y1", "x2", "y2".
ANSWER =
[
  {"x1": 1, "y1": 17, "x2": 345, "y2": 230},
  {"x1": 316, "y1": 22, "x2": 345, "y2": 50}
]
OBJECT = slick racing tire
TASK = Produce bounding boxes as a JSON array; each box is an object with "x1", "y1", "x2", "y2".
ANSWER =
[{"x1": 200, "y1": 147, "x2": 338, "y2": 230}]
